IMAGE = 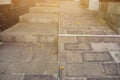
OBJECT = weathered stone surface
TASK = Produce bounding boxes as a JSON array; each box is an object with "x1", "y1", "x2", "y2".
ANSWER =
[
  {"x1": 87, "y1": 77, "x2": 120, "y2": 80},
  {"x1": 110, "y1": 51, "x2": 120, "y2": 62},
  {"x1": 0, "y1": 74, "x2": 23, "y2": 80},
  {"x1": 46, "y1": 63, "x2": 58, "y2": 74},
  {"x1": 85, "y1": 31, "x2": 106, "y2": 35},
  {"x1": 6, "y1": 62, "x2": 46, "y2": 73},
  {"x1": 23, "y1": 74, "x2": 57, "y2": 80},
  {"x1": 36, "y1": 3, "x2": 59, "y2": 7},
  {"x1": 67, "y1": 31, "x2": 83, "y2": 34},
  {"x1": 82, "y1": 52, "x2": 113, "y2": 62},
  {"x1": 0, "y1": 43, "x2": 34, "y2": 63},
  {"x1": 102, "y1": 63, "x2": 119, "y2": 76},
  {"x1": 66, "y1": 63, "x2": 103, "y2": 77},
  {"x1": 19, "y1": 13, "x2": 58, "y2": 24},
  {"x1": 0, "y1": 23, "x2": 58, "y2": 43},
  {"x1": 77, "y1": 36, "x2": 102, "y2": 42},
  {"x1": 102, "y1": 37, "x2": 120, "y2": 43},
  {"x1": 65, "y1": 77, "x2": 85, "y2": 80},
  {"x1": 30, "y1": 7, "x2": 59, "y2": 13},
  {"x1": 91, "y1": 43, "x2": 120, "y2": 51},
  {"x1": 0, "y1": 62, "x2": 10, "y2": 74},
  {"x1": 64, "y1": 43, "x2": 91, "y2": 51},
  {"x1": 66, "y1": 52, "x2": 82, "y2": 63}
]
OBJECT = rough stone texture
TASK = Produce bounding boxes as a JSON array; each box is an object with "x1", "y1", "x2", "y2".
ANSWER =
[
  {"x1": 102, "y1": 37, "x2": 120, "y2": 43},
  {"x1": 64, "y1": 43, "x2": 91, "y2": 51},
  {"x1": 66, "y1": 63, "x2": 104, "y2": 77},
  {"x1": 0, "y1": 74, "x2": 23, "y2": 80},
  {"x1": 66, "y1": 52, "x2": 82, "y2": 63},
  {"x1": 102, "y1": 63, "x2": 119, "y2": 76},
  {"x1": 0, "y1": 42, "x2": 57, "y2": 74},
  {"x1": 36, "y1": 3, "x2": 59, "y2": 7},
  {"x1": 46, "y1": 63, "x2": 58, "y2": 74},
  {"x1": 23, "y1": 74, "x2": 57, "y2": 80},
  {"x1": 29, "y1": 7, "x2": 59, "y2": 13},
  {"x1": 81, "y1": 52, "x2": 113, "y2": 62},
  {"x1": 91, "y1": 43, "x2": 120, "y2": 51},
  {"x1": 87, "y1": 77, "x2": 120, "y2": 80},
  {"x1": 0, "y1": 63, "x2": 10, "y2": 74},
  {"x1": 0, "y1": 23, "x2": 58, "y2": 43},
  {"x1": 65, "y1": 77, "x2": 85, "y2": 80}
]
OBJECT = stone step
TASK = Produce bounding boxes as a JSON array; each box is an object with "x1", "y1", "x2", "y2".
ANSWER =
[
  {"x1": 19, "y1": 13, "x2": 59, "y2": 24},
  {"x1": 29, "y1": 7, "x2": 59, "y2": 13},
  {"x1": 36, "y1": 3, "x2": 59, "y2": 7},
  {"x1": 0, "y1": 23, "x2": 58, "y2": 43}
]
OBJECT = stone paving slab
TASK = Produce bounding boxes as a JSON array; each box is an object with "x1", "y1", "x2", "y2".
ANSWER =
[
  {"x1": 66, "y1": 63, "x2": 104, "y2": 77},
  {"x1": 23, "y1": 74, "x2": 57, "y2": 80},
  {"x1": 0, "y1": 43, "x2": 34, "y2": 63},
  {"x1": 81, "y1": 52, "x2": 113, "y2": 62},
  {"x1": 66, "y1": 52, "x2": 82, "y2": 63},
  {"x1": 102, "y1": 63, "x2": 120, "y2": 76},
  {"x1": 6, "y1": 62, "x2": 46, "y2": 74},
  {"x1": 29, "y1": 7, "x2": 59, "y2": 13},
  {"x1": 91, "y1": 43, "x2": 120, "y2": 51},
  {"x1": 0, "y1": 23, "x2": 58, "y2": 43},
  {"x1": 87, "y1": 77, "x2": 120, "y2": 80},
  {"x1": 0, "y1": 74, "x2": 23, "y2": 80},
  {"x1": 19, "y1": 13, "x2": 58, "y2": 24},
  {"x1": 64, "y1": 43, "x2": 91, "y2": 51}
]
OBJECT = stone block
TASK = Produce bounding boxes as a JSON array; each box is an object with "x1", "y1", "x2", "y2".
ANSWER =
[
  {"x1": 81, "y1": 52, "x2": 113, "y2": 62},
  {"x1": 0, "y1": 74, "x2": 23, "y2": 80},
  {"x1": 19, "y1": 13, "x2": 58, "y2": 24},
  {"x1": 77, "y1": 36, "x2": 102, "y2": 42},
  {"x1": 87, "y1": 78, "x2": 120, "y2": 80},
  {"x1": 23, "y1": 74, "x2": 57, "y2": 80},
  {"x1": 91, "y1": 43, "x2": 120, "y2": 51},
  {"x1": 102, "y1": 63, "x2": 119, "y2": 76},
  {"x1": 29, "y1": 7, "x2": 59, "y2": 13},
  {"x1": 66, "y1": 52, "x2": 82, "y2": 63},
  {"x1": 64, "y1": 43, "x2": 91, "y2": 51},
  {"x1": 66, "y1": 63, "x2": 103, "y2": 77},
  {"x1": 36, "y1": 3, "x2": 59, "y2": 7}
]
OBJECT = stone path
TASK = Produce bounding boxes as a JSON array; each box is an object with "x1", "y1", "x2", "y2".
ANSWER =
[{"x1": 0, "y1": 1, "x2": 120, "y2": 80}]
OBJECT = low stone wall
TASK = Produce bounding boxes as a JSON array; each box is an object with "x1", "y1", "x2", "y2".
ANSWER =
[{"x1": 98, "y1": 1, "x2": 120, "y2": 34}]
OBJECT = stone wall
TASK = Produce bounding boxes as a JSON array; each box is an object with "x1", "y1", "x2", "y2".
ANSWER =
[{"x1": 98, "y1": 1, "x2": 120, "y2": 34}]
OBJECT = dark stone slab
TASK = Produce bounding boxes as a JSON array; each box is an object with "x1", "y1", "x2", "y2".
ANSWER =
[
  {"x1": 23, "y1": 74, "x2": 57, "y2": 80},
  {"x1": 102, "y1": 63, "x2": 119, "y2": 76},
  {"x1": 81, "y1": 52, "x2": 113, "y2": 62},
  {"x1": 64, "y1": 43, "x2": 91, "y2": 51},
  {"x1": 87, "y1": 77, "x2": 120, "y2": 80},
  {"x1": 77, "y1": 36, "x2": 102, "y2": 42}
]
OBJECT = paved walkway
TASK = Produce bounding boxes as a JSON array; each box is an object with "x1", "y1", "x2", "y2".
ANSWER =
[{"x1": 0, "y1": 1, "x2": 120, "y2": 80}]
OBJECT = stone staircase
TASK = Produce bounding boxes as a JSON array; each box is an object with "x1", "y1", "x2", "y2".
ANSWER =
[{"x1": 0, "y1": 1, "x2": 60, "y2": 43}]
